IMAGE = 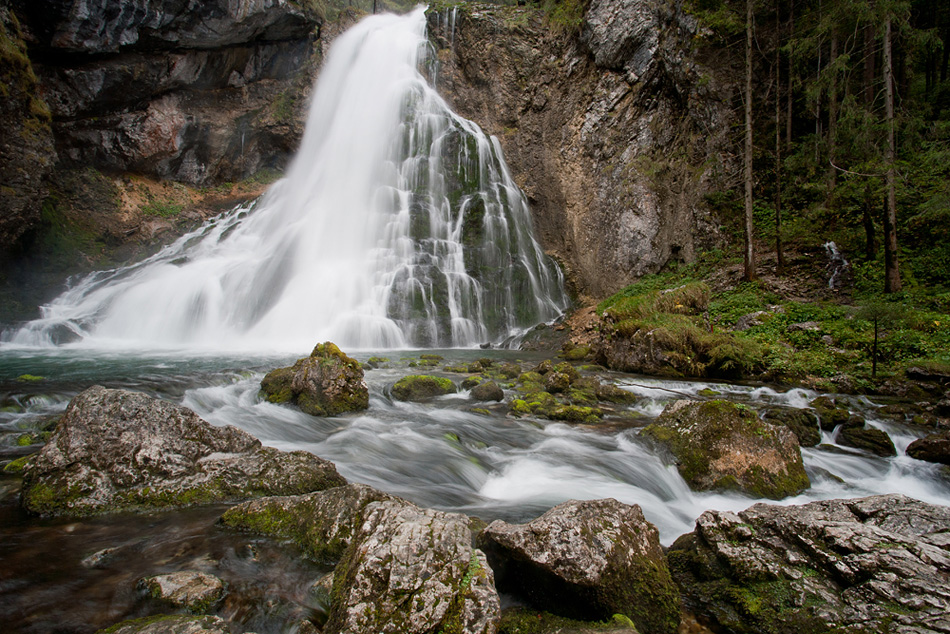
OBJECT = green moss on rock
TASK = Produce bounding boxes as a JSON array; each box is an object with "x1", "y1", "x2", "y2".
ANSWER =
[
  {"x1": 391, "y1": 375, "x2": 457, "y2": 401},
  {"x1": 642, "y1": 400, "x2": 809, "y2": 499}
]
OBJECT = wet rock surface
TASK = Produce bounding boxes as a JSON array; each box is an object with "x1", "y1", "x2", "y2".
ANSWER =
[
  {"x1": 260, "y1": 342, "x2": 369, "y2": 416},
  {"x1": 668, "y1": 494, "x2": 950, "y2": 634},
  {"x1": 907, "y1": 429, "x2": 950, "y2": 465},
  {"x1": 139, "y1": 571, "x2": 226, "y2": 612},
  {"x1": 21, "y1": 385, "x2": 345, "y2": 516},
  {"x1": 641, "y1": 400, "x2": 809, "y2": 499},
  {"x1": 390, "y1": 374, "x2": 458, "y2": 401},
  {"x1": 760, "y1": 406, "x2": 821, "y2": 447},
  {"x1": 478, "y1": 498, "x2": 680, "y2": 634},
  {"x1": 326, "y1": 499, "x2": 499, "y2": 634}
]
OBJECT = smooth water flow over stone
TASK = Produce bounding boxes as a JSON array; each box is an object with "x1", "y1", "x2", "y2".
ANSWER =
[{"x1": 4, "y1": 7, "x2": 566, "y2": 351}]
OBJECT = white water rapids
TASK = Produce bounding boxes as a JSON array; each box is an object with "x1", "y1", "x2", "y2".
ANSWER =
[{"x1": 4, "y1": 7, "x2": 566, "y2": 352}]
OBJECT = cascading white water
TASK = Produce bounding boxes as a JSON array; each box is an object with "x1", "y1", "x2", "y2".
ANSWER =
[{"x1": 4, "y1": 7, "x2": 567, "y2": 351}]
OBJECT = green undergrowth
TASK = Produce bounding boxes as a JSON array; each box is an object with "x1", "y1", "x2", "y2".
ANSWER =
[{"x1": 598, "y1": 259, "x2": 950, "y2": 388}]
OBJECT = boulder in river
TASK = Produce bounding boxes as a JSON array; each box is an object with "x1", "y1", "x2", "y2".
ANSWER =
[
  {"x1": 21, "y1": 385, "x2": 345, "y2": 517},
  {"x1": 139, "y1": 571, "x2": 226, "y2": 613},
  {"x1": 390, "y1": 374, "x2": 457, "y2": 401},
  {"x1": 667, "y1": 494, "x2": 950, "y2": 634},
  {"x1": 325, "y1": 499, "x2": 499, "y2": 634},
  {"x1": 837, "y1": 420, "x2": 897, "y2": 457},
  {"x1": 907, "y1": 429, "x2": 950, "y2": 464},
  {"x1": 477, "y1": 498, "x2": 680, "y2": 634},
  {"x1": 641, "y1": 400, "x2": 809, "y2": 499},
  {"x1": 260, "y1": 342, "x2": 369, "y2": 416},
  {"x1": 470, "y1": 380, "x2": 504, "y2": 402},
  {"x1": 222, "y1": 485, "x2": 500, "y2": 634},
  {"x1": 760, "y1": 406, "x2": 821, "y2": 447}
]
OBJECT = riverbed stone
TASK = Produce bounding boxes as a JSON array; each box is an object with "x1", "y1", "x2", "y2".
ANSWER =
[
  {"x1": 94, "y1": 615, "x2": 231, "y2": 634},
  {"x1": 808, "y1": 395, "x2": 853, "y2": 430},
  {"x1": 219, "y1": 483, "x2": 398, "y2": 564},
  {"x1": 641, "y1": 400, "x2": 809, "y2": 499},
  {"x1": 21, "y1": 385, "x2": 345, "y2": 517},
  {"x1": 667, "y1": 494, "x2": 950, "y2": 634},
  {"x1": 325, "y1": 499, "x2": 499, "y2": 634},
  {"x1": 470, "y1": 380, "x2": 504, "y2": 402},
  {"x1": 140, "y1": 571, "x2": 226, "y2": 613},
  {"x1": 261, "y1": 342, "x2": 368, "y2": 416},
  {"x1": 390, "y1": 374, "x2": 457, "y2": 401},
  {"x1": 477, "y1": 498, "x2": 680, "y2": 634},
  {"x1": 907, "y1": 429, "x2": 950, "y2": 465},
  {"x1": 760, "y1": 406, "x2": 821, "y2": 447},
  {"x1": 836, "y1": 420, "x2": 897, "y2": 457}
]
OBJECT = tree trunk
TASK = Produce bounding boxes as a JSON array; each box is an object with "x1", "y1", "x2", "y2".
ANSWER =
[
  {"x1": 744, "y1": 0, "x2": 756, "y2": 281},
  {"x1": 863, "y1": 23, "x2": 876, "y2": 107},
  {"x1": 787, "y1": 0, "x2": 795, "y2": 146},
  {"x1": 883, "y1": 17, "x2": 902, "y2": 293},
  {"x1": 863, "y1": 183, "x2": 876, "y2": 261},
  {"x1": 827, "y1": 30, "x2": 838, "y2": 196},
  {"x1": 775, "y1": 0, "x2": 785, "y2": 270}
]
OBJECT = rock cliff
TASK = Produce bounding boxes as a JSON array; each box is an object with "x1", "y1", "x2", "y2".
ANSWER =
[
  {"x1": 0, "y1": 1, "x2": 55, "y2": 253},
  {"x1": 429, "y1": 0, "x2": 731, "y2": 297},
  {"x1": 12, "y1": 0, "x2": 324, "y2": 187}
]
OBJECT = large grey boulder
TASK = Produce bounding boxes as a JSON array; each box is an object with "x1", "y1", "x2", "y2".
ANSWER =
[
  {"x1": 641, "y1": 400, "x2": 809, "y2": 499},
  {"x1": 220, "y1": 483, "x2": 399, "y2": 564},
  {"x1": 21, "y1": 385, "x2": 345, "y2": 516},
  {"x1": 326, "y1": 500, "x2": 499, "y2": 634},
  {"x1": 477, "y1": 498, "x2": 680, "y2": 634},
  {"x1": 668, "y1": 494, "x2": 950, "y2": 634},
  {"x1": 260, "y1": 342, "x2": 369, "y2": 416},
  {"x1": 221, "y1": 485, "x2": 500, "y2": 634}
]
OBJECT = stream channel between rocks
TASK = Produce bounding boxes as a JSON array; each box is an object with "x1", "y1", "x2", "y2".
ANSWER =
[{"x1": 1, "y1": 347, "x2": 949, "y2": 633}]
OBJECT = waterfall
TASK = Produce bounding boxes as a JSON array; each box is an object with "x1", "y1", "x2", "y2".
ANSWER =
[{"x1": 4, "y1": 7, "x2": 568, "y2": 351}]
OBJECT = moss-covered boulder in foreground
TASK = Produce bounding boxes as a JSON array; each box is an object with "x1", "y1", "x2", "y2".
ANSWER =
[
  {"x1": 21, "y1": 386, "x2": 345, "y2": 517},
  {"x1": 390, "y1": 374, "x2": 457, "y2": 401},
  {"x1": 261, "y1": 342, "x2": 368, "y2": 416},
  {"x1": 641, "y1": 400, "x2": 809, "y2": 499},
  {"x1": 477, "y1": 498, "x2": 680, "y2": 634}
]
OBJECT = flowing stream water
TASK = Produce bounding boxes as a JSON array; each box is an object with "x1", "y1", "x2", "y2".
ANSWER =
[{"x1": 0, "y1": 7, "x2": 948, "y2": 634}]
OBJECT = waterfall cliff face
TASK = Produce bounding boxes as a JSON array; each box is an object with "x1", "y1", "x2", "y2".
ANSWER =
[{"x1": 5, "y1": 7, "x2": 567, "y2": 351}]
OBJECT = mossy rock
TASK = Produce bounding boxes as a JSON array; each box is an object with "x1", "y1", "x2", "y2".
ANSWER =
[
  {"x1": 809, "y1": 396, "x2": 852, "y2": 430},
  {"x1": 837, "y1": 423, "x2": 896, "y2": 457},
  {"x1": 548, "y1": 405, "x2": 604, "y2": 423},
  {"x1": 561, "y1": 344, "x2": 591, "y2": 361},
  {"x1": 391, "y1": 375, "x2": 457, "y2": 401},
  {"x1": 260, "y1": 342, "x2": 368, "y2": 416},
  {"x1": 641, "y1": 400, "x2": 809, "y2": 499},
  {"x1": 3, "y1": 453, "x2": 33, "y2": 474},
  {"x1": 761, "y1": 407, "x2": 821, "y2": 447}
]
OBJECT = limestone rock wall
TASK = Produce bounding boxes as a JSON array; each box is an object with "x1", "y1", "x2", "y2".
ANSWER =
[
  {"x1": 12, "y1": 0, "x2": 324, "y2": 187},
  {"x1": 429, "y1": 0, "x2": 732, "y2": 298}
]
